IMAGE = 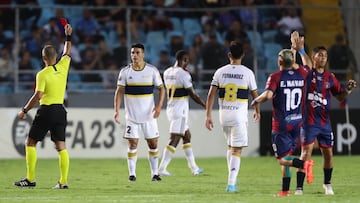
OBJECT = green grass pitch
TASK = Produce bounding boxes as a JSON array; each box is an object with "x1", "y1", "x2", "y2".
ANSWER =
[{"x1": 1, "y1": 156, "x2": 359, "y2": 203}]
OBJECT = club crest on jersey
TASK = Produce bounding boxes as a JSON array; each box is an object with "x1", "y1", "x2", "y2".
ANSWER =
[{"x1": 325, "y1": 82, "x2": 330, "y2": 89}]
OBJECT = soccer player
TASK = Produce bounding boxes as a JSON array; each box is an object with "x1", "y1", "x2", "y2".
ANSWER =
[
  {"x1": 295, "y1": 46, "x2": 357, "y2": 195},
  {"x1": 14, "y1": 23, "x2": 72, "y2": 189},
  {"x1": 205, "y1": 41, "x2": 260, "y2": 192},
  {"x1": 250, "y1": 33, "x2": 315, "y2": 196},
  {"x1": 114, "y1": 43, "x2": 165, "y2": 182},
  {"x1": 159, "y1": 50, "x2": 206, "y2": 176}
]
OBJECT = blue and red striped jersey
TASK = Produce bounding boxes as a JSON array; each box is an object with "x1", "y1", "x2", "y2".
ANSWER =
[{"x1": 303, "y1": 70, "x2": 342, "y2": 128}]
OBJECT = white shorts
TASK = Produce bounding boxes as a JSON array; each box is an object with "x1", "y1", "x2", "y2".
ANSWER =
[
  {"x1": 222, "y1": 122, "x2": 248, "y2": 148},
  {"x1": 168, "y1": 116, "x2": 188, "y2": 135},
  {"x1": 124, "y1": 119, "x2": 160, "y2": 140}
]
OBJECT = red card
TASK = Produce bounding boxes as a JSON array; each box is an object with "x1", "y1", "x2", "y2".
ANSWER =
[{"x1": 59, "y1": 18, "x2": 67, "y2": 27}]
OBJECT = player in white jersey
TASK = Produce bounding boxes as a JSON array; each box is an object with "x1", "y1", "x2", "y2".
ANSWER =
[
  {"x1": 159, "y1": 50, "x2": 206, "y2": 176},
  {"x1": 205, "y1": 41, "x2": 260, "y2": 192},
  {"x1": 114, "y1": 43, "x2": 165, "y2": 182}
]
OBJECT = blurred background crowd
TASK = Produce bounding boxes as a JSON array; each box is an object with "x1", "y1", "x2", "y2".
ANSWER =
[{"x1": 0, "y1": 0, "x2": 357, "y2": 93}]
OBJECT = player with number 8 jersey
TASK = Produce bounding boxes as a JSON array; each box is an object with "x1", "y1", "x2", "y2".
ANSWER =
[
  {"x1": 211, "y1": 65, "x2": 257, "y2": 126},
  {"x1": 206, "y1": 41, "x2": 260, "y2": 192}
]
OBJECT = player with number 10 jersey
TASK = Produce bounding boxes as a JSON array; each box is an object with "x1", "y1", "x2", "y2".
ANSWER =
[{"x1": 266, "y1": 67, "x2": 309, "y2": 135}]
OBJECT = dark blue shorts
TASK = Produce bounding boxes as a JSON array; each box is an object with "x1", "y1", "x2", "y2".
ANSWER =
[
  {"x1": 300, "y1": 126, "x2": 334, "y2": 148},
  {"x1": 272, "y1": 127, "x2": 300, "y2": 158}
]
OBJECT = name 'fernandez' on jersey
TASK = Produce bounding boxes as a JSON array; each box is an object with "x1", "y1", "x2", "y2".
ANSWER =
[{"x1": 211, "y1": 64, "x2": 257, "y2": 126}]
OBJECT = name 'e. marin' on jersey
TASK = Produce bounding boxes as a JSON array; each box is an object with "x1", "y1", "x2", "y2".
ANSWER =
[
  {"x1": 211, "y1": 64, "x2": 257, "y2": 126},
  {"x1": 163, "y1": 66, "x2": 192, "y2": 119},
  {"x1": 117, "y1": 63, "x2": 163, "y2": 123},
  {"x1": 265, "y1": 65, "x2": 309, "y2": 132}
]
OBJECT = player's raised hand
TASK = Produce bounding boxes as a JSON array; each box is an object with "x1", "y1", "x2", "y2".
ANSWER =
[
  {"x1": 291, "y1": 31, "x2": 304, "y2": 51},
  {"x1": 347, "y1": 79, "x2": 357, "y2": 91},
  {"x1": 64, "y1": 24, "x2": 72, "y2": 36},
  {"x1": 290, "y1": 31, "x2": 299, "y2": 48}
]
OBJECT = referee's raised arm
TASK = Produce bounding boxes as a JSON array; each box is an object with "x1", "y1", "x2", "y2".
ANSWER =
[{"x1": 62, "y1": 24, "x2": 72, "y2": 56}]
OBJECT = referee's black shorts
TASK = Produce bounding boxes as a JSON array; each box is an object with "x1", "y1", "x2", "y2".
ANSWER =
[{"x1": 28, "y1": 104, "x2": 67, "y2": 142}]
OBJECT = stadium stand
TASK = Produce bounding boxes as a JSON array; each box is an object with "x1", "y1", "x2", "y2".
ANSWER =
[{"x1": 0, "y1": 1, "x2": 352, "y2": 95}]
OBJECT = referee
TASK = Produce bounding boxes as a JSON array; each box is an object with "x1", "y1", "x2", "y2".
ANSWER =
[{"x1": 14, "y1": 23, "x2": 72, "y2": 189}]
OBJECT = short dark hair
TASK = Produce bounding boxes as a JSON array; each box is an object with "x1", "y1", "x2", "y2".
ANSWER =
[
  {"x1": 313, "y1": 46, "x2": 327, "y2": 54},
  {"x1": 229, "y1": 41, "x2": 244, "y2": 59},
  {"x1": 175, "y1": 50, "x2": 188, "y2": 61},
  {"x1": 131, "y1": 43, "x2": 145, "y2": 51}
]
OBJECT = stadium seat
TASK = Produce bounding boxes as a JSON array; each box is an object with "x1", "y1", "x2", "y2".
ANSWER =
[
  {"x1": 37, "y1": 0, "x2": 54, "y2": 5},
  {"x1": 31, "y1": 57, "x2": 42, "y2": 70},
  {"x1": 68, "y1": 73, "x2": 81, "y2": 82},
  {"x1": 145, "y1": 31, "x2": 166, "y2": 46},
  {"x1": 0, "y1": 84, "x2": 12, "y2": 94},
  {"x1": 165, "y1": 31, "x2": 183, "y2": 43},
  {"x1": 37, "y1": 7, "x2": 56, "y2": 27},
  {"x1": 182, "y1": 18, "x2": 202, "y2": 33},
  {"x1": 263, "y1": 42, "x2": 282, "y2": 71},
  {"x1": 3, "y1": 30, "x2": 14, "y2": 39},
  {"x1": 262, "y1": 30, "x2": 278, "y2": 42},
  {"x1": 246, "y1": 30, "x2": 263, "y2": 55},
  {"x1": 182, "y1": 18, "x2": 202, "y2": 47},
  {"x1": 100, "y1": 30, "x2": 118, "y2": 49},
  {"x1": 107, "y1": 30, "x2": 119, "y2": 49},
  {"x1": 170, "y1": 17, "x2": 182, "y2": 31},
  {"x1": 20, "y1": 30, "x2": 30, "y2": 39},
  {"x1": 145, "y1": 43, "x2": 168, "y2": 64}
]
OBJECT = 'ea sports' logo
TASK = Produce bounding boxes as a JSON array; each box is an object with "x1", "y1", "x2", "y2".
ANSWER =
[{"x1": 12, "y1": 115, "x2": 33, "y2": 156}]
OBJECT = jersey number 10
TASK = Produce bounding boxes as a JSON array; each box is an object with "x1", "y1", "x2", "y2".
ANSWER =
[{"x1": 283, "y1": 88, "x2": 302, "y2": 111}]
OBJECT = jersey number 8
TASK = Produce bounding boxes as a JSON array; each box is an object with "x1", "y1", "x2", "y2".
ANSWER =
[{"x1": 224, "y1": 84, "x2": 238, "y2": 102}]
